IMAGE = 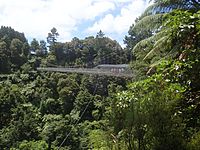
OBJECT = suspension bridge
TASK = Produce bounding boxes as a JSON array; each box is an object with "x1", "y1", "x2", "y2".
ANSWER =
[
  {"x1": 37, "y1": 64, "x2": 134, "y2": 149},
  {"x1": 37, "y1": 64, "x2": 134, "y2": 77}
]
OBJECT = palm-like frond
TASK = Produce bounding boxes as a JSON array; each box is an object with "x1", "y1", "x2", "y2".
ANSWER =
[
  {"x1": 132, "y1": 29, "x2": 168, "y2": 55},
  {"x1": 127, "y1": 0, "x2": 200, "y2": 76},
  {"x1": 140, "y1": 3, "x2": 168, "y2": 18},
  {"x1": 144, "y1": 0, "x2": 200, "y2": 17},
  {"x1": 130, "y1": 0, "x2": 199, "y2": 58},
  {"x1": 134, "y1": 14, "x2": 163, "y2": 33},
  {"x1": 143, "y1": 34, "x2": 171, "y2": 60},
  {"x1": 137, "y1": 0, "x2": 200, "y2": 32}
]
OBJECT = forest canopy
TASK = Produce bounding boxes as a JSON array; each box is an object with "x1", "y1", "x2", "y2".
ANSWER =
[{"x1": 0, "y1": 0, "x2": 200, "y2": 150}]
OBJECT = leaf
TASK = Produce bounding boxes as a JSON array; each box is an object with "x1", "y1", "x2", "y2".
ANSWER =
[
  {"x1": 134, "y1": 14, "x2": 164, "y2": 33},
  {"x1": 143, "y1": 35, "x2": 170, "y2": 60}
]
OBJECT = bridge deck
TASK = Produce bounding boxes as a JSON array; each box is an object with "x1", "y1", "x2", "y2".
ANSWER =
[{"x1": 37, "y1": 67, "x2": 134, "y2": 77}]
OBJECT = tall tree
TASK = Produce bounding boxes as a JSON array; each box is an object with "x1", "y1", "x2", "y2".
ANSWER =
[
  {"x1": 35, "y1": 40, "x2": 47, "y2": 57},
  {"x1": 47, "y1": 27, "x2": 59, "y2": 46},
  {"x1": 0, "y1": 41, "x2": 10, "y2": 73},
  {"x1": 30, "y1": 38, "x2": 40, "y2": 52},
  {"x1": 125, "y1": 0, "x2": 200, "y2": 78},
  {"x1": 96, "y1": 30, "x2": 105, "y2": 38},
  {"x1": 22, "y1": 42, "x2": 30, "y2": 57},
  {"x1": 126, "y1": 0, "x2": 200, "y2": 51},
  {"x1": 10, "y1": 38, "x2": 24, "y2": 69},
  {"x1": 0, "y1": 26, "x2": 26, "y2": 44}
]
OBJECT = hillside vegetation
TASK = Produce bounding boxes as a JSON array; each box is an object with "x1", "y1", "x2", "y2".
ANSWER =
[{"x1": 0, "y1": 0, "x2": 200, "y2": 149}]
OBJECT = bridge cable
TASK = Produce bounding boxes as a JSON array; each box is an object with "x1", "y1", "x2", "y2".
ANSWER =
[{"x1": 58, "y1": 77, "x2": 99, "y2": 150}]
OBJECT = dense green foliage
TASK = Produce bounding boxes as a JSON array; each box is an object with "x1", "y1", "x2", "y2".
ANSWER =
[
  {"x1": 45, "y1": 31, "x2": 128, "y2": 68},
  {"x1": 108, "y1": 0, "x2": 200, "y2": 149},
  {"x1": 0, "y1": 70, "x2": 129, "y2": 149},
  {"x1": 0, "y1": 26, "x2": 29, "y2": 73},
  {"x1": 0, "y1": 27, "x2": 130, "y2": 149},
  {"x1": 1, "y1": 0, "x2": 200, "y2": 149}
]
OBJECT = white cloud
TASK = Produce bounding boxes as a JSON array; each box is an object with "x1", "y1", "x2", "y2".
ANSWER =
[
  {"x1": 0, "y1": 0, "x2": 150, "y2": 44},
  {"x1": 86, "y1": 0, "x2": 149, "y2": 34},
  {"x1": 0, "y1": 0, "x2": 116, "y2": 41},
  {"x1": 83, "y1": 1, "x2": 115, "y2": 20}
]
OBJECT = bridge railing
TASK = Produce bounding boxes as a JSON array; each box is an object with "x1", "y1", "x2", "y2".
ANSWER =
[{"x1": 37, "y1": 67, "x2": 134, "y2": 78}]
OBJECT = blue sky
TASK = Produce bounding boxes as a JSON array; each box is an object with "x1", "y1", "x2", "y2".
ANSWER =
[{"x1": 0, "y1": 0, "x2": 151, "y2": 46}]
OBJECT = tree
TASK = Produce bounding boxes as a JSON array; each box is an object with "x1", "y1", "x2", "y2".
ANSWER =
[
  {"x1": 30, "y1": 38, "x2": 39, "y2": 52},
  {"x1": 47, "y1": 27, "x2": 59, "y2": 46},
  {"x1": 35, "y1": 40, "x2": 47, "y2": 57},
  {"x1": 159, "y1": 11, "x2": 200, "y2": 141},
  {"x1": 16, "y1": 140, "x2": 48, "y2": 150},
  {"x1": 126, "y1": 0, "x2": 200, "y2": 58},
  {"x1": 0, "y1": 27, "x2": 29, "y2": 72},
  {"x1": 22, "y1": 42, "x2": 30, "y2": 57},
  {"x1": 133, "y1": 0, "x2": 200, "y2": 33},
  {"x1": 0, "y1": 41, "x2": 10, "y2": 73},
  {"x1": 124, "y1": 23, "x2": 152, "y2": 53},
  {"x1": 57, "y1": 77, "x2": 79, "y2": 114},
  {"x1": 114, "y1": 8, "x2": 200, "y2": 149},
  {"x1": 39, "y1": 40, "x2": 47, "y2": 55},
  {"x1": 10, "y1": 38, "x2": 24, "y2": 69},
  {"x1": 0, "y1": 26, "x2": 27, "y2": 44},
  {"x1": 10, "y1": 38, "x2": 23, "y2": 54},
  {"x1": 96, "y1": 30, "x2": 105, "y2": 38},
  {"x1": 112, "y1": 74, "x2": 186, "y2": 150},
  {"x1": 125, "y1": 0, "x2": 194, "y2": 78}
]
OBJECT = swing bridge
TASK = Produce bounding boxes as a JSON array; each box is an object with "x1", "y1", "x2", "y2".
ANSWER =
[
  {"x1": 37, "y1": 64, "x2": 134, "y2": 78},
  {"x1": 37, "y1": 64, "x2": 134, "y2": 149}
]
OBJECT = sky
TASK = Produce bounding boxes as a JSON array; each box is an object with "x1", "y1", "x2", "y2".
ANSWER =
[{"x1": 0, "y1": 0, "x2": 151, "y2": 46}]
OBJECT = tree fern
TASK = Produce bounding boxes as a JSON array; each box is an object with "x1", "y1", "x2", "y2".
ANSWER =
[
  {"x1": 126, "y1": 0, "x2": 200, "y2": 49},
  {"x1": 132, "y1": 29, "x2": 168, "y2": 58},
  {"x1": 146, "y1": 0, "x2": 200, "y2": 15},
  {"x1": 134, "y1": 14, "x2": 163, "y2": 33},
  {"x1": 143, "y1": 34, "x2": 171, "y2": 60}
]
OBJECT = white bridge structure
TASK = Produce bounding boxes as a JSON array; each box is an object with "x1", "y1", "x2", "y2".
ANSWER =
[{"x1": 37, "y1": 64, "x2": 133, "y2": 77}]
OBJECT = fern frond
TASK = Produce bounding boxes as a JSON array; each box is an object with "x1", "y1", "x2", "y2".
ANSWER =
[
  {"x1": 140, "y1": 0, "x2": 197, "y2": 20},
  {"x1": 132, "y1": 29, "x2": 168, "y2": 54},
  {"x1": 143, "y1": 35, "x2": 171, "y2": 60},
  {"x1": 149, "y1": 58, "x2": 164, "y2": 68},
  {"x1": 134, "y1": 14, "x2": 163, "y2": 33},
  {"x1": 140, "y1": 3, "x2": 166, "y2": 18}
]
